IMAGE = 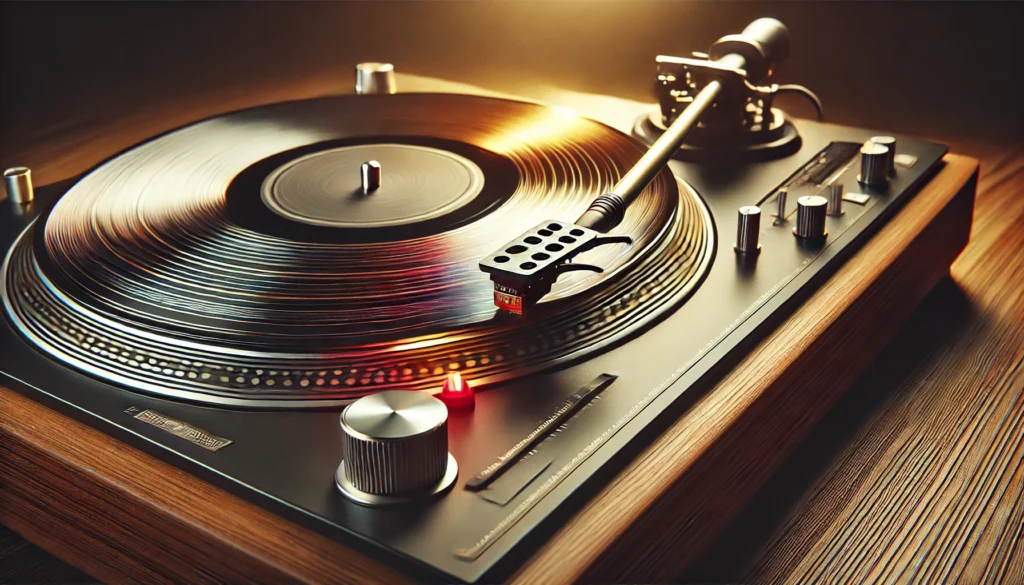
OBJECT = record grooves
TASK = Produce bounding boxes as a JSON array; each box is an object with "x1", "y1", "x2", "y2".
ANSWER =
[{"x1": 3, "y1": 94, "x2": 713, "y2": 407}]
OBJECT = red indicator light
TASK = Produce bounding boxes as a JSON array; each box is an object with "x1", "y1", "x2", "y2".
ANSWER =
[{"x1": 439, "y1": 372, "x2": 474, "y2": 410}]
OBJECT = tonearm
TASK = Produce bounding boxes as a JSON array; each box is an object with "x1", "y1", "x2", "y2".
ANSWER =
[{"x1": 480, "y1": 18, "x2": 817, "y2": 314}]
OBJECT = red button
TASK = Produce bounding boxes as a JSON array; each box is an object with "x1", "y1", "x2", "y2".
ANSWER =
[{"x1": 438, "y1": 372, "x2": 474, "y2": 410}]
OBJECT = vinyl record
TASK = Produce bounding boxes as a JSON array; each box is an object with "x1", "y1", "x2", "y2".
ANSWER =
[{"x1": 3, "y1": 93, "x2": 714, "y2": 407}]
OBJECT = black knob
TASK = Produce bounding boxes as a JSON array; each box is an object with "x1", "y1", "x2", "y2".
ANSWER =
[
  {"x1": 858, "y1": 143, "x2": 890, "y2": 187},
  {"x1": 734, "y1": 205, "x2": 761, "y2": 254},
  {"x1": 793, "y1": 195, "x2": 828, "y2": 243},
  {"x1": 869, "y1": 136, "x2": 898, "y2": 176}
]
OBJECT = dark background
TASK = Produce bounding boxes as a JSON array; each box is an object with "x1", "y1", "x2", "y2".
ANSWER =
[{"x1": 1, "y1": 1, "x2": 1022, "y2": 180}]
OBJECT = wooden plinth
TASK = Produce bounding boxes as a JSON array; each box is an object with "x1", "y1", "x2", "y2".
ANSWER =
[{"x1": 0, "y1": 154, "x2": 976, "y2": 584}]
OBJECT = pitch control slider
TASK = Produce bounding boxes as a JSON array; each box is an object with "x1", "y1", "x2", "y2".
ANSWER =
[{"x1": 465, "y1": 373, "x2": 617, "y2": 492}]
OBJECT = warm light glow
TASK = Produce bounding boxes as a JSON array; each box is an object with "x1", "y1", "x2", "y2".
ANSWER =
[
  {"x1": 480, "y1": 106, "x2": 590, "y2": 155},
  {"x1": 389, "y1": 336, "x2": 460, "y2": 352}
]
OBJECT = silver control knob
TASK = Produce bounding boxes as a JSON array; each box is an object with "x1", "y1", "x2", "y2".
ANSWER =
[
  {"x1": 336, "y1": 390, "x2": 458, "y2": 506},
  {"x1": 869, "y1": 136, "x2": 897, "y2": 176},
  {"x1": 858, "y1": 142, "x2": 890, "y2": 187},
  {"x1": 4, "y1": 167, "x2": 34, "y2": 205},
  {"x1": 734, "y1": 205, "x2": 761, "y2": 254},
  {"x1": 355, "y1": 62, "x2": 397, "y2": 95},
  {"x1": 794, "y1": 195, "x2": 828, "y2": 242}
]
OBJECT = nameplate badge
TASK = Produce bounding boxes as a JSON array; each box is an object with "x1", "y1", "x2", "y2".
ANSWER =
[{"x1": 124, "y1": 407, "x2": 232, "y2": 452}]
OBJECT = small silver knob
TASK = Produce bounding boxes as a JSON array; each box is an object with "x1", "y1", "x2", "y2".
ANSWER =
[
  {"x1": 734, "y1": 205, "x2": 761, "y2": 254},
  {"x1": 4, "y1": 167, "x2": 34, "y2": 205},
  {"x1": 825, "y1": 183, "x2": 844, "y2": 216},
  {"x1": 869, "y1": 136, "x2": 897, "y2": 176},
  {"x1": 336, "y1": 391, "x2": 457, "y2": 506},
  {"x1": 794, "y1": 195, "x2": 828, "y2": 242},
  {"x1": 355, "y1": 62, "x2": 397, "y2": 95},
  {"x1": 858, "y1": 142, "x2": 890, "y2": 187}
]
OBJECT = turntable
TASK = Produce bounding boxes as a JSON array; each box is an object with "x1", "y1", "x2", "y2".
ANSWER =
[{"x1": 0, "y1": 19, "x2": 977, "y2": 583}]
